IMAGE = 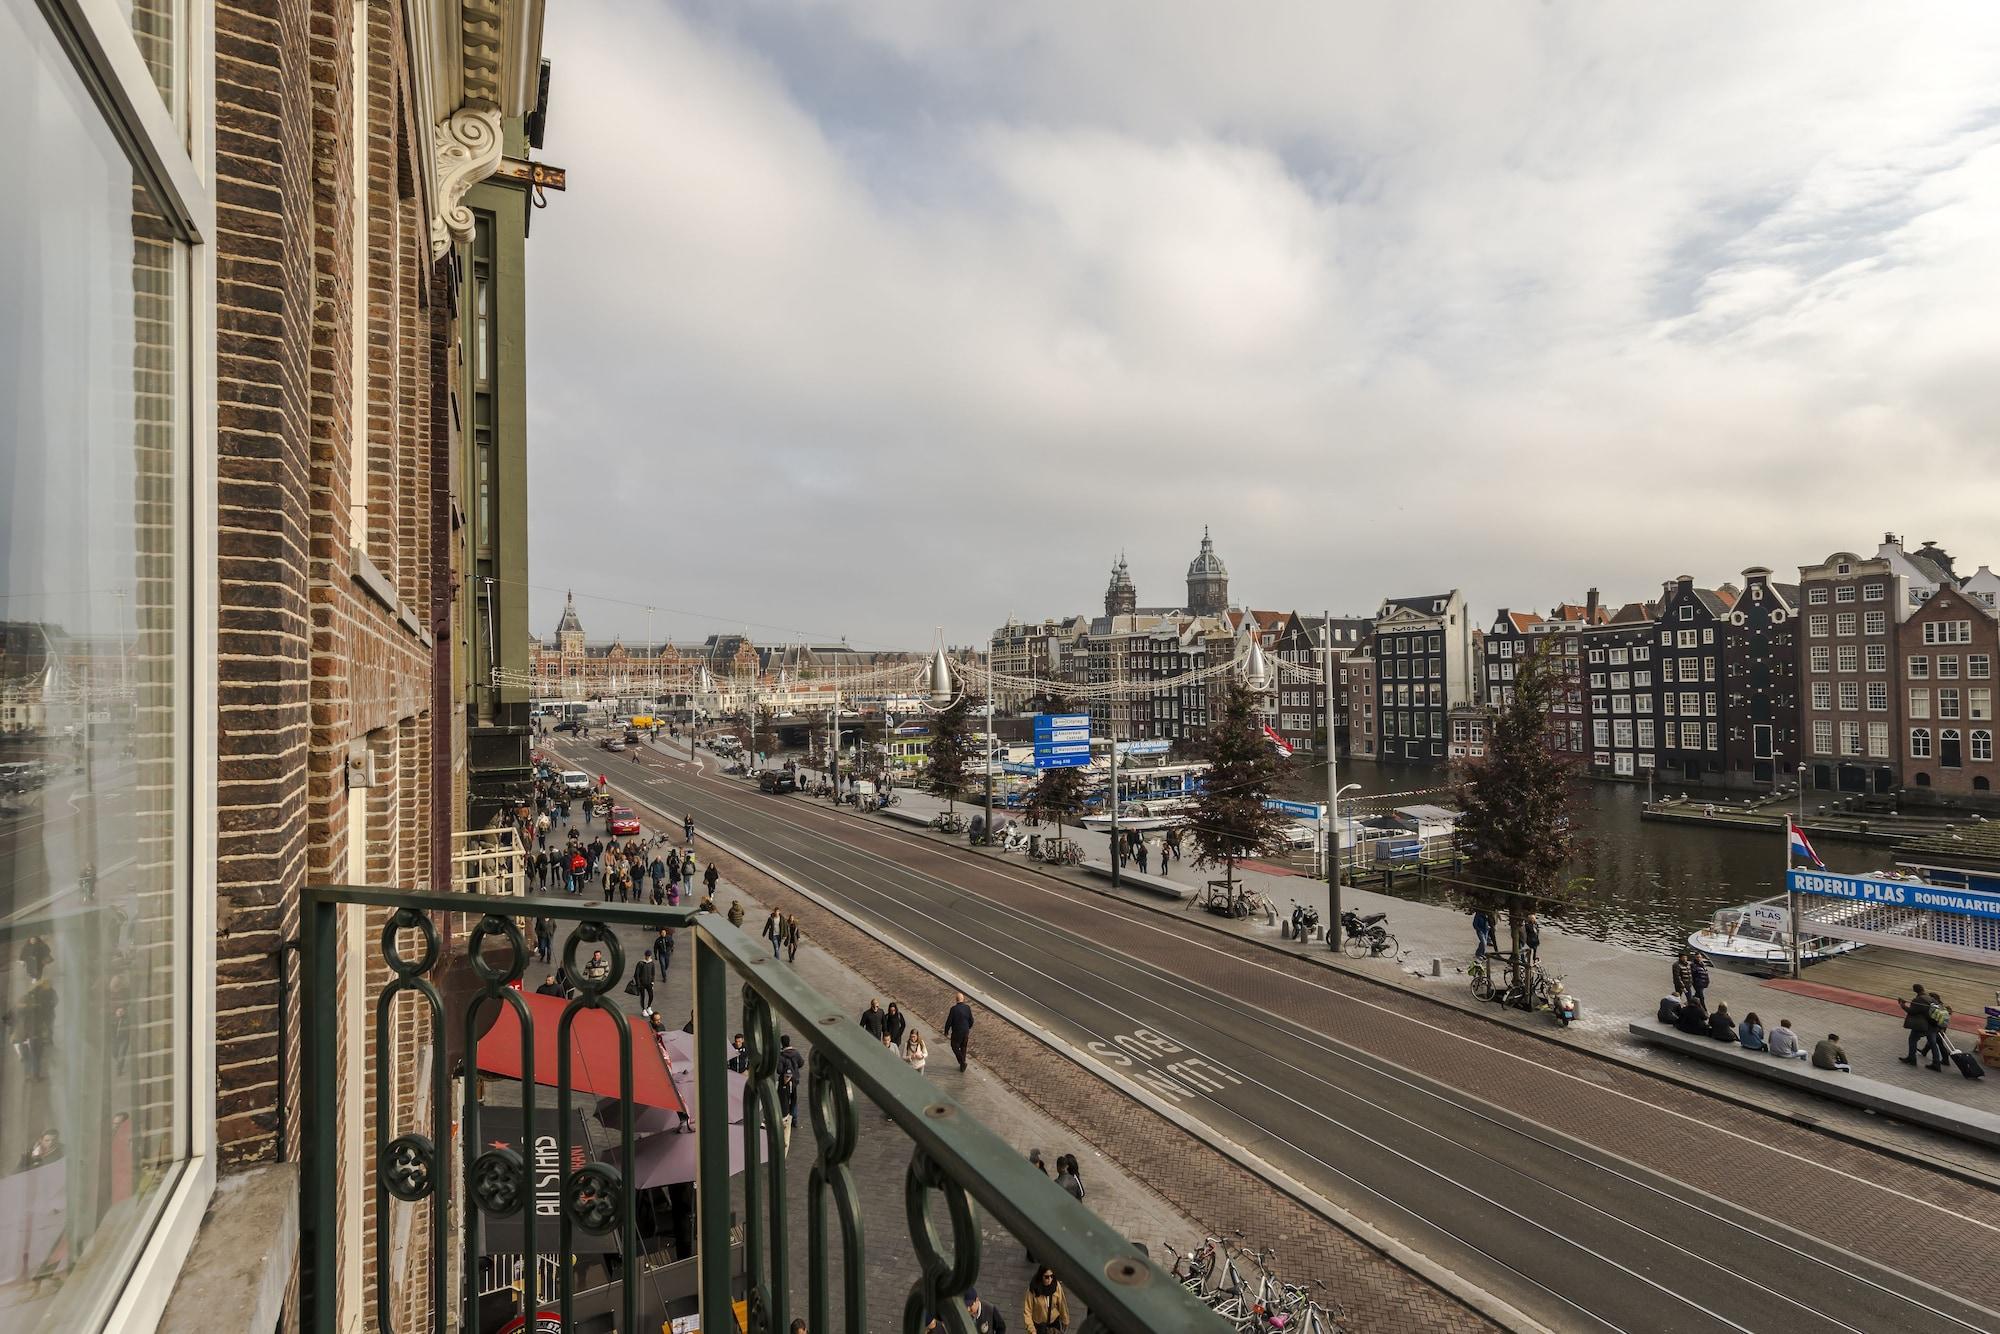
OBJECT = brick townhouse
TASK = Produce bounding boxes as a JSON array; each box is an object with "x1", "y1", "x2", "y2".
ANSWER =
[
  {"x1": 1721, "y1": 567, "x2": 1800, "y2": 788},
  {"x1": 1653, "y1": 576, "x2": 1737, "y2": 784},
  {"x1": 1271, "y1": 613, "x2": 1372, "y2": 757},
  {"x1": 1797, "y1": 551, "x2": 1906, "y2": 795},
  {"x1": 1483, "y1": 592, "x2": 1602, "y2": 761},
  {"x1": 0, "y1": 3, "x2": 554, "y2": 1333},
  {"x1": 1368, "y1": 591, "x2": 1474, "y2": 764},
  {"x1": 1582, "y1": 600, "x2": 1663, "y2": 780},
  {"x1": 1897, "y1": 583, "x2": 2000, "y2": 799}
]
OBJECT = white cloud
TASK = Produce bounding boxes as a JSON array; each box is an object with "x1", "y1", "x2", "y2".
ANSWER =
[{"x1": 527, "y1": 1, "x2": 2000, "y2": 646}]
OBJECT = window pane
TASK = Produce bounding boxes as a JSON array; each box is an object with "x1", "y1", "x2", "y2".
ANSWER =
[
  {"x1": 2, "y1": 1, "x2": 186, "y2": 1328},
  {"x1": 123, "y1": 0, "x2": 179, "y2": 113}
]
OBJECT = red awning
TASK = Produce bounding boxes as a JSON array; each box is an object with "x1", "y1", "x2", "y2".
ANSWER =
[{"x1": 476, "y1": 991, "x2": 684, "y2": 1115}]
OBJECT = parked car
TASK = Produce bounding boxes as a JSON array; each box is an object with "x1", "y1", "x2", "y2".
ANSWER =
[
  {"x1": 758, "y1": 771, "x2": 797, "y2": 795},
  {"x1": 607, "y1": 806, "x2": 641, "y2": 836}
]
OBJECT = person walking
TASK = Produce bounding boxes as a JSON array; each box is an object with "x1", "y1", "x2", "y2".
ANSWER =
[
  {"x1": 762, "y1": 910, "x2": 783, "y2": 959},
  {"x1": 534, "y1": 915, "x2": 555, "y2": 965},
  {"x1": 783, "y1": 915, "x2": 802, "y2": 963},
  {"x1": 945, "y1": 992, "x2": 975, "y2": 1072},
  {"x1": 726, "y1": 899, "x2": 746, "y2": 929},
  {"x1": 683, "y1": 814, "x2": 696, "y2": 846},
  {"x1": 1671, "y1": 951, "x2": 1693, "y2": 1004},
  {"x1": 583, "y1": 949, "x2": 610, "y2": 983},
  {"x1": 1472, "y1": 909, "x2": 1497, "y2": 960},
  {"x1": 704, "y1": 861, "x2": 721, "y2": 899},
  {"x1": 1022, "y1": 1267, "x2": 1069, "y2": 1334},
  {"x1": 884, "y1": 1002, "x2": 907, "y2": 1048},
  {"x1": 650, "y1": 853, "x2": 666, "y2": 900},
  {"x1": 859, "y1": 999, "x2": 887, "y2": 1041},
  {"x1": 962, "y1": 1290, "x2": 1004, "y2": 1334},
  {"x1": 1134, "y1": 840, "x2": 1149, "y2": 874},
  {"x1": 1898, "y1": 983, "x2": 1951, "y2": 1071},
  {"x1": 631, "y1": 950, "x2": 656, "y2": 1011},
  {"x1": 904, "y1": 1028, "x2": 927, "y2": 1074},
  {"x1": 1054, "y1": 1153, "x2": 1084, "y2": 1202},
  {"x1": 1521, "y1": 913, "x2": 1543, "y2": 968}
]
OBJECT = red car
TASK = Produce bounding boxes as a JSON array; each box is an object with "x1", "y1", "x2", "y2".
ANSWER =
[{"x1": 607, "y1": 806, "x2": 641, "y2": 836}]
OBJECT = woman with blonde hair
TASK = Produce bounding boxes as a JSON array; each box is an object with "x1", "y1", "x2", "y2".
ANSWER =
[{"x1": 904, "y1": 1028, "x2": 928, "y2": 1074}]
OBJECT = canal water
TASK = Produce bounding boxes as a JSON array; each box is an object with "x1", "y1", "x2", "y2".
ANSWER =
[{"x1": 1286, "y1": 759, "x2": 1887, "y2": 954}]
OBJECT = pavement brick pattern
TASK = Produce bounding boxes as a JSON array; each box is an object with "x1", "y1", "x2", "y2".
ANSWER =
[
  {"x1": 663, "y1": 818, "x2": 1502, "y2": 1333},
  {"x1": 558, "y1": 831, "x2": 1206, "y2": 1331}
]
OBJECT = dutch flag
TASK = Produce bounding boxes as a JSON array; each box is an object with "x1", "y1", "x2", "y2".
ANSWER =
[
  {"x1": 1261, "y1": 725, "x2": 1295, "y2": 758},
  {"x1": 1787, "y1": 818, "x2": 1825, "y2": 869}
]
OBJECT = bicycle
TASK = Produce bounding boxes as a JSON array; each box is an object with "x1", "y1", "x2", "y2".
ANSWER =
[
  {"x1": 1467, "y1": 956, "x2": 1495, "y2": 1001},
  {"x1": 932, "y1": 812, "x2": 966, "y2": 834},
  {"x1": 1339, "y1": 910, "x2": 1399, "y2": 960}
]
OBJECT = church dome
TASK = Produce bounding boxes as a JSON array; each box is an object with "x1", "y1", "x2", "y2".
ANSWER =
[{"x1": 1187, "y1": 527, "x2": 1227, "y2": 579}]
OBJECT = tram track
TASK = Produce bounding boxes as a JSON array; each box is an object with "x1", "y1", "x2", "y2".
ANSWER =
[{"x1": 552, "y1": 741, "x2": 2000, "y2": 1333}]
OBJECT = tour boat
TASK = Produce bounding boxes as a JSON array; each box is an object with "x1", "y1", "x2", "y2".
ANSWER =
[{"x1": 1686, "y1": 899, "x2": 1865, "y2": 972}]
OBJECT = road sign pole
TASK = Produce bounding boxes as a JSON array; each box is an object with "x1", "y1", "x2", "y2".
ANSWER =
[{"x1": 1110, "y1": 724, "x2": 1120, "y2": 888}]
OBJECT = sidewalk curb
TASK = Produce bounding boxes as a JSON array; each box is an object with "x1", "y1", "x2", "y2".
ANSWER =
[
  {"x1": 832, "y1": 795, "x2": 2000, "y2": 1191},
  {"x1": 652, "y1": 786, "x2": 1542, "y2": 1333}
]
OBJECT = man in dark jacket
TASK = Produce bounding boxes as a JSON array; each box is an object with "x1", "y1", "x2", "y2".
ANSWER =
[
  {"x1": 859, "y1": 999, "x2": 886, "y2": 1040},
  {"x1": 1898, "y1": 983, "x2": 1948, "y2": 1070},
  {"x1": 963, "y1": 1288, "x2": 1005, "y2": 1334},
  {"x1": 777, "y1": 1035, "x2": 805, "y2": 1122},
  {"x1": 884, "y1": 1003, "x2": 908, "y2": 1048},
  {"x1": 1688, "y1": 953, "x2": 1711, "y2": 1009},
  {"x1": 631, "y1": 951, "x2": 656, "y2": 1011},
  {"x1": 945, "y1": 992, "x2": 975, "y2": 1071},
  {"x1": 1673, "y1": 997, "x2": 1710, "y2": 1037}
]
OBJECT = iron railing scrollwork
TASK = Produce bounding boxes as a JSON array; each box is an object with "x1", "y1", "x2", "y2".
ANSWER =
[{"x1": 300, "y1": 884, "x2": 1225, "y2": 1334}]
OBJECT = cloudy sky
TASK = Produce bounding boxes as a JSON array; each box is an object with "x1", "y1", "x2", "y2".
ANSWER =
[{"x1": 526, "y1": 2, "x2": 2000, "y2": 650}]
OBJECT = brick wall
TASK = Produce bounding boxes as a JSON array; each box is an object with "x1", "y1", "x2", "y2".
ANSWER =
[{"x1": 213, "y1": 0, "x2": 455, "y2": 1325}]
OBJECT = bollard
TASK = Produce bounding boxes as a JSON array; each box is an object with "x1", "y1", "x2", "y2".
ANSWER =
[{"x1": 1431, "y1": 958, "x2": 1442, "y2": 977}]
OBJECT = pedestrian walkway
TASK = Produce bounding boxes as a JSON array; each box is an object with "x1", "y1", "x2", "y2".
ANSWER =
[
  {"x1": 861, "y1": 783, "x2": 2000, "y2": 1170},
  {"x1": 525, "y1": 799, "x2": 1202, "y2": 1330}
]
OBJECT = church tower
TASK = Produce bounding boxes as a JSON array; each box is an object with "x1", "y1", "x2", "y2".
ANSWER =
[
  {"x1": 1186, "y1": 528, "x2": 1229, "y2": 616},
  {"x1": 555, "y1": 589, "x2": 586, "y2": 656},
  {"x1": 1104, "y1": 553, "x2": 1138, "y2": 618}
]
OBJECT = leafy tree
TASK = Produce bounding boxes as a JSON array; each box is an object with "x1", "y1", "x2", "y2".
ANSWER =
[
  {"x1": 1454, "y1": 642, "x2": 1579, "y2": 969},
  {"x1": 1025, "y1": 763, "x2": 1088, "y2": 840},
  {"x1": 1187, "y1": 679, "x2": 1292, "y2": 892},
  {"x1": 926, "y1": 693, "x2": 977, "y2": 813}
]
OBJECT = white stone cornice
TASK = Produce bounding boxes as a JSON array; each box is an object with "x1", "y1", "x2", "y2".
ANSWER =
[{"x1": 430, "y1": 105, "x2": 503, "y2": 258}]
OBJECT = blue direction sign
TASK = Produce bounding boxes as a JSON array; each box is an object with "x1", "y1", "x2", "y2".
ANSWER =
[{"x1": 1032, "y1": 712, "x2": 1094, "y2": 770}]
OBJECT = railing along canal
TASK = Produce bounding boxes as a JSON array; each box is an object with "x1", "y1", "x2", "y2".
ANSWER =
[{"x1": 300, "y1": 884, "x2": 1223, "y2": 1333}]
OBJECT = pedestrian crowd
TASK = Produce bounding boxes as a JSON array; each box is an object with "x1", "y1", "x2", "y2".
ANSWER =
[{"x1": 1654, "y1": 950, "x2": 1979, "y2": 1077}]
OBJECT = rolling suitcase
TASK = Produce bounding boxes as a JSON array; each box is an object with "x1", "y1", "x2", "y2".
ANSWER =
[{"x1": 1941, "y1": 1033, "x2": 1985, "y2": 1080}]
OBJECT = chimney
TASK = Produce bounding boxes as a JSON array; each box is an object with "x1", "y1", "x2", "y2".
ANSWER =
[{"x1": 1585, "y1": 587, "x2": 1600, "y2": 623}]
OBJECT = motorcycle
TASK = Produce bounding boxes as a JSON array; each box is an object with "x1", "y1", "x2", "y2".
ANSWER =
[
  {"x1": 1338, "y1": 909, "x2": 1399, "y2": 959},
  {"x1": 1286, "y1": 900, "x2": 1321, "y2": 943}
]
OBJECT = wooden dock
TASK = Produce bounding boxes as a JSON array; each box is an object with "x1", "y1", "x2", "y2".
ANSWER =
[{"x1": 1800, "y1": 945, "x2": 2000, "y2": 1014}]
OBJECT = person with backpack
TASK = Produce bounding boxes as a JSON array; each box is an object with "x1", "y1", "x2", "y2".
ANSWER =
[
  {"x1": 1898, "y1": 983, "x2": 1950, "y2": 1071},
  {"x1": 884, "y1": 1002, "x2": 907, "y2": 1049}
]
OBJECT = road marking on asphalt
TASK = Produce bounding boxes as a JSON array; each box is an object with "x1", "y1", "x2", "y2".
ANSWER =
[{"x1": 559, "y1": 744, "x2": 2000, "y2": 1332}]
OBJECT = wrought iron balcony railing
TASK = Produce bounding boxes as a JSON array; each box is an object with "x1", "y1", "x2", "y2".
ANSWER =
[{"x1": 299, "y1": 884, "x2": 1223, "y2": 1333}]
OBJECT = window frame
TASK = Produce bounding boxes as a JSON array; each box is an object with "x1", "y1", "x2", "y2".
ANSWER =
[{"x1": 21, "y1": 0, "x2": 221, "y2": 1327}]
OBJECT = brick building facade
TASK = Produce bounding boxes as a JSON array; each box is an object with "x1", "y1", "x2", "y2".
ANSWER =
[
  {"x1": 1897, "y1": 583, "x2": 2000, "y2": 798},
  {"x1": 202, "y1": 1, "x2": 552, "y2": 1330}
]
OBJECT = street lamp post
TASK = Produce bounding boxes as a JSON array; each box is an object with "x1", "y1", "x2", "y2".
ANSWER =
[{"x1": 1797, "y1": 762, "x2": 1807, "y2": 822}]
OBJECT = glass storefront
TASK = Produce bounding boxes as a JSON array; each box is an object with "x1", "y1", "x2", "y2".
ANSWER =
[{"x1": 2, "y1": 0, "x2": 192, "y2": 1328}]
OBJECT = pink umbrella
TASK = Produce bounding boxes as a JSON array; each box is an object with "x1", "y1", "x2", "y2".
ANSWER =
[{"x1": 605, "y1": 1126, "x2": 764, "y2": 1188}]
